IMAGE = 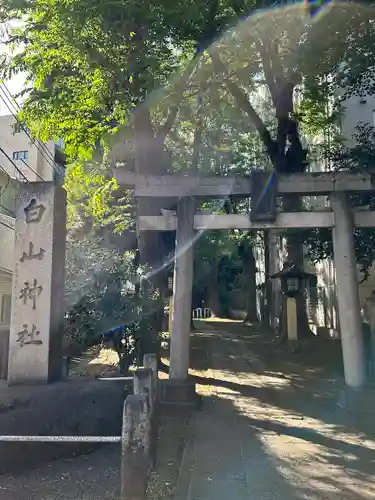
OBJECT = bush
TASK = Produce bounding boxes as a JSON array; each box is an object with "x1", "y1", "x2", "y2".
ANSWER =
[{"x1": 64, "y1": 234, "x2": 161, "y2": 372}]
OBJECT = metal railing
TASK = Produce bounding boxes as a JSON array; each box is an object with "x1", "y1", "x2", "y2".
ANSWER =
[
  {"x1": 0, "y1": 435, "x2": 122, "y2": 442},
  {"x1": 0, "y1": 353, "x2": 158, "y2": 500}
]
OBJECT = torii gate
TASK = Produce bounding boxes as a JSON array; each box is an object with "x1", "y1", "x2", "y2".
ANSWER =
[{"x1": 116, "y1": 170, "x2": 375, "y2": 392}]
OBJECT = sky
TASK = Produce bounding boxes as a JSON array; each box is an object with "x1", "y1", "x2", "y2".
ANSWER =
[
  {"x1": 0, "y1": 73, "x2": 26, "y2": 116},
  {"x1": 0, "y1": 21, "x2": 27, "y2": 116}
]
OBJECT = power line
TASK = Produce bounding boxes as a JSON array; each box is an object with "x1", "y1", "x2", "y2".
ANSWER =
[
  {"x1": 0, "y1": 132, "x2": 44, "y2": 181},
  {"x1": 0, "y1": 84, "x2": 62, "y2": 179},
  {"x1": 0, "y1": 168, "x2": 15, "y2": 225},
  {"x1": 21, "y1": 159, "x2": 44, "y2": 182},
  {"x1": 0, "y1": 165, "x2": 11, "y2": 196},
  {"x1": 0, "y1": 81, "x2": 79, "y2": 208},
  {"x1": 1, "y1": 82, "x2": 61, "y2": 172},
  {"x1": 0, "y1": 83, "x2": 78, "y2": 207},
  {"x1": 0, "y1": 147, "x2": 28, "y2": 182},
  {"x1": 0, "y1": 165, "x2": 15, "y2": 218},
  {"x1": 0, "y1": 202, "x2": 15, "y2": 217},
  {"x1": 0, "y1": 219, "x2": 14, "y2": 231},
  {"x1": 0, "y1": 83, "x2": 56, "y2": 166}
]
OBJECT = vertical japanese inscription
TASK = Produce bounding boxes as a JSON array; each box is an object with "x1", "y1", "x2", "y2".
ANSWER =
[
  {"x1": 16, "y1": 198, "x2": 46, "y2": 347},
  {"x1": 16, "y1": 324, "x2": 42, "y2": 347},
  {"x1": 19, "y1": 278, "x2": 43, "y2": 310},
  {"x1": 24, "y1": 199, "x2": 45, "y2": 224},
  {"x1": 20, "y1": 242, "x2": 45, "y2": 262}
]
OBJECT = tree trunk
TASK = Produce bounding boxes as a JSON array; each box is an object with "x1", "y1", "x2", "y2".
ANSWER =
[
  {"x1": 243, "y1": 245, "x2": 258, "y2": 324},
  {"x1": 133, "y1": 108, "x2": 171, "y2": 335},
  {"x1": 206, "y1": 266, "x2": 221, "y2": 317},
  {"x1": 212, "y1": 49, "x2": 312, "y2": 338}
]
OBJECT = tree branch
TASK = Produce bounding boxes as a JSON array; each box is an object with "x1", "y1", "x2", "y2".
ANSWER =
[
  {"x1": 157, "y1": 0, "x2": 221, "y2": 143},
  {"x1": 256, "y1": 40, "x2": 279, "y2": 111},
  {"x1": 156, "y1": 61, "x2": 197, "y2": 142},
  {"x1": 191, "y1": 93, "x2": 203, "y2": 171},
  {"x1": 209, "y1": 50, "x2": 277, "y2": 165},
  {"x1": 196, "y1": 0, "x2": 220, "y2": 53}
]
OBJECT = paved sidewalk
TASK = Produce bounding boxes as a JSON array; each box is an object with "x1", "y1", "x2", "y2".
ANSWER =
[{"x1": 175, "y1": 325, "x2": 375, "y2": 500}]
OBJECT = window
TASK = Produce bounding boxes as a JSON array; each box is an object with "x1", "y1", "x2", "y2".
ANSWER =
[
  {"x1": 12, "y1": 151, "x2": 28, "y2": 160},
  {"x1": 13, "y1": 122, "x2": 23, "y2": 134}
]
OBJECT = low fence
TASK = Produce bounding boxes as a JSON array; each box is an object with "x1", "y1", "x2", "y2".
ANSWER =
[
  {"x1": 192, "y1": 307, "x2": 212, "y2": 319},
  {"x1": 0, "y1": 352, "x2": 158, "y2": 500}
]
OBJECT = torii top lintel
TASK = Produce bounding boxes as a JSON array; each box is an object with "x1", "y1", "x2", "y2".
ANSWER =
[{"x1": 114, "y1": 171, "x2": 375, "y2": 199}]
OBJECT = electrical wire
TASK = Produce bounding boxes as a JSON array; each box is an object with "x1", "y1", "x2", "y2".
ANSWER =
[
  {"x1": 0, "y1": 84, "x2": 61, "y2": 179},
  {"x1": 1, "y1": 82, "x2": 61, "y2": 171},
  {"x1": 0, "y1": 203, "x2": 15, "y2": 217},
  {"x1": 0, "y1": 164, "x2": 16, "y2": 226},
  {"x1": 0, "y1": 219, "x2": 15, "y2": 231},
  {"x1": 0, "y1": 82, "x2": 80, "y2": 208},
  {"x1": 0, "y1": 161, "x2": 17, "y2": 220},
  {"x1": 0, "y1": 147, "x2": 28, "y2": 182},
  {"x1": 0, "y1": 83, "x2": 55, "y2": 164},
  {"x1": 0, "y1": 166, "x2": 10, "y2": 196},
  {"x1": 0, "y1": 131, "x2": 45, "y2": 182},
  {"x1": 21, "y1": 158, "x2": 44, "y2": 182}
]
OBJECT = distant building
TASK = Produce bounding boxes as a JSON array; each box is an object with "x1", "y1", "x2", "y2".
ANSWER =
[
  {"x1": 0, "y1": 115, "x2": 64, "y2": 326},
  {"x1": 0, "y1": 114, "x2": 61, "y2": 182},
  {"x1": 304, "y1": 95, "x2": 375, "y2": 335}
]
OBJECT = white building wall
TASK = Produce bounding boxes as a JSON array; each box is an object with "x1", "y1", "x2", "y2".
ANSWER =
[
  {"x1": 0, "y1": 114, "x2": 55, "y2": 181},
  {"x1": 300, "y1": 94, "x2": 375, "y2": 336},
  {"x1": 340, "y1": 95, "x2": 375, "y2": 146}
]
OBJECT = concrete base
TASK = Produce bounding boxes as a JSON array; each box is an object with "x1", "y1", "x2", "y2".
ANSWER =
[
  {"x1": 338, "y1": 386, "x2": 375, "y2": 412},
  {"x1": 159, "y1": 379, "x2": 199, "y2": 407}
]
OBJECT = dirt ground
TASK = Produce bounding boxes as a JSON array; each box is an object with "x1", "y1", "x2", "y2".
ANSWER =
[{"x1": 68, "y1": 345, "x2": 122, "y2": 378}]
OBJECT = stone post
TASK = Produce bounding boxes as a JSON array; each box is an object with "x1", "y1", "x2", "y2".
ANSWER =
[
  {"x1": 330, "y1": 192, "x2": 366, "y2": 389},
  {"x1": 169, "y1": 197, "x2": 195, "y2": 381},
  {"x1": 143, "y1": 353, "x2": 158, "y2": 394},
  {"x1": 8, "y1": 182, "x2": 66, "y2": 385},
  {"x1": 121, "y1": 395, "x2": 150, "y2": 500},
  {"x1": 134, "y1": 368, "x2": 154, "y2": 414},
  {"x1": 286, "y1": 297, "x2": 298, "y2": 347}
]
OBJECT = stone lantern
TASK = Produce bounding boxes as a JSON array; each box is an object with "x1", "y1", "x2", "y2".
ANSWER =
[{"x1": 271, "y1": 261, "x2": 316, "y2": 347}]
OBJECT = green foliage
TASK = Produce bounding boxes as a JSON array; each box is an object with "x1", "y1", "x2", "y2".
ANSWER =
[
  {"x1": 65, "y1": 160, "x2": 134, "y2": 233},
  {"x1": 3, "y1": 0, "x2": 375, "y2": 299},
  {"x1": 1, "y1": 0, "x2": 191, "y2": 159},
  {"x1": 65, "y1": 233, "x2": 158, "y2": 370},
  {"x1": 305, "y1": 123, "x2": 375, "y2": 281}
]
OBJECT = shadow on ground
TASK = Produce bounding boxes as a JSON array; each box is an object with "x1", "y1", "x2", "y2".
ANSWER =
[
  {"x1": 160, "y1": 319, "x2": 375, "y2": 499},
  {"x1": 177, "y1": 392, "x2": 375, "y2": 500},
  {"x1": 169, "y1": 320, "x2": 375, "y2": 499},
  {"x1": 197, "y1": 321, "x2": 373, "y2": 435}
]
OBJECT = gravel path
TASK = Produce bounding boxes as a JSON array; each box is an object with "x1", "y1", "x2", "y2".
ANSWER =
[
  {"x1": 175, "y1": 326, "x2": 375, "y2": 500},
  {"x1": 0, "y1": 445, "x2": 120, "y2": 500}
]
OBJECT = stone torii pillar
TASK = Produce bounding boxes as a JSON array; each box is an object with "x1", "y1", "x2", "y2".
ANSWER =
[
  {"x1": 7, "y1": 182, "x2": 66, "y2": 385},
  {"x1": 330, "y1": 192, "x2": 366, "y2": 389},
  {"x1": 169, "y1": 197, "x2": 195, "y2": 381}
]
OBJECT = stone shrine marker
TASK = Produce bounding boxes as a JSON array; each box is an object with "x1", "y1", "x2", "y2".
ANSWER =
[{"x1": 8, "y1": 182, "x2": 66, "y2": 385}]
